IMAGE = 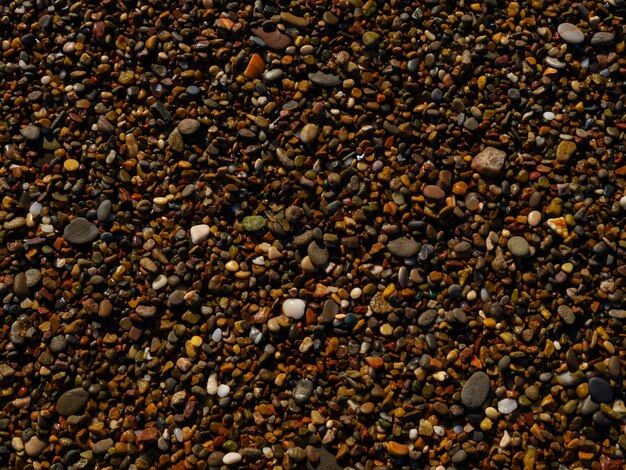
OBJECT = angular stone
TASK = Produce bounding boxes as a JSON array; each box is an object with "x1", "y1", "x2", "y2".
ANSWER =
[
  {"x1": 251, "y1": 28, "x2": 292, "y2": 50},
  {"x1": 387, "y1": 441, "x2": 409, "y2": 457},
  {"x1": 294, "y1": 379, "x2": 314, "y2": 403},
  {"x1": 190, "y1": 224, "x2": 210, "y2": 244},
  {"x1": 168, "y1": 128, "x2": 184, "y2": 153},
  {"x1": 56, "y1": 388, "x2": 89, "y2": 416},
  {"x1": 471, "y1": 147, "x2": 507, "y2": 176},
  {"x1": 244, "y1": 53, "x2": 265, "y2": 79},
  {"x1": 461, "y1": 371, "x2": 490, "y2": 408},
  {"x1": 557, "y1": 305, "x2": 575, "y2": 325},
  {"x1": 242, "y1": 215, "x2": 266, "y2": 232},
  {"x1": 308, "y1": 71, "x2": 341, "y2": 87}
]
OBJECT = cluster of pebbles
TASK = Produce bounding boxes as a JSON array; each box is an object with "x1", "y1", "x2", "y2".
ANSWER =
[{"x1": 1, "y1": 0, "x2": 626, "y2": 468}]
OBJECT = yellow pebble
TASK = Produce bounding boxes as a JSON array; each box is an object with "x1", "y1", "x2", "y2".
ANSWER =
[
  {"x1": 64, "y1": 159, "x2": 79, "y2": 171},
  {"x1": 480, "y1": 417, "x2": 492, "y2": 431},
  {"x1": 190, "y1": 335, "x2": 202, "y2": 347},
  {"x1": 225, "y1": 260, "x2": 239, "y2": 272}
]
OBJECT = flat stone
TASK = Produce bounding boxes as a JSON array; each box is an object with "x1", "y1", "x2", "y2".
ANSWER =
[
  {"x1": 56, "y1": 388, "x2": 89, "y2": 416},
  {"x1": 369, "y1": 292, "x2": 394, "y2": 314},
  {"x1": 251, "y1": 27, "x2": 292, "y2": 50},
  {"x1": 423, "y1": 184, "x2": 446, "y2": 200},
  {"x1": 471, "y1": 147, "x2": 507, "y2": 176},
  {"x1": 497, "y1": 398, "x2": 518, "y2": 415},
  {"x1": 24, "y1": 436, "x2": 47, "y2": 457},
  {"x1": 557, "y1": 305, "x2": 575, "y2": 324},
  {"x1": 177, "y1": 118, "x2": 200, "y2": 135},
  {"x1": 589, "y1": 377, "x2": 614, "y2": 403},
  {"x1": 591, "y1": 32, "x2": 614, "y2": 47},
  {"x1": 244, "y1": 53, "x2": 265, "y2": 79},
  {"x1": 387, "y1": 237, "x2": 420, "y2": 257},
  {"x1": 20, "y1": 124, "x2": 41, "y2": 141},
  {"x1": 558, "y1": 23, "x2": 585, "y2": 44},
  {"x1": 556, "y1": 140, "x2": 577, "y2": 162},
  {"x1": 242, "y1": 215, "x2": 266, "y2": 232},
  {"x1": 63, "y1": 217, "x2": 99, "y2": 244},
  {"x1": 190, "y1": 224, "x2": 210, "y2": 244},
  {"x1": 150, "y1": 101, "x2": 171, "y2": 122},
  {"x1": 418, "y1": 309, "x2": 438, "y2": 327},
  {"x1": 208, "y1": 451, "x2": 225, "y2": 466},
  {"x1": 294, "y1": 379, "x2": 314, "y2": 403},
  {"x1": 300, "y1": 123, "x2": 319, "y2": 144},
  {"x1": 461, "y1": 371, "x2": 490, "y2": 408},
  {"x1": 387, "y1": 441, "x2": 409, "y2": 457},
  {"x1": 507, "y1": 236, "x2": 530, "y2": 257},
  {"x1": 137, "y1": 427, "x2": 159, "y2": 445},
  {"x1": 308, "y1": 71, "x2": 341, "y2": 87},
  {"x1": 307, "y1": 240, "x2": 329, "y2": 266},
  {"x1": 92, "y1": 438, "x2": 114, "y2": 455},
  {"x1": 609, "y1": 309, "x2": 626, "y2": 319},
  {"x1": 280, "y1": 12, "x2": 309, "y2": 28},
  {"x1": 96, "y1": 199, "x2": 112, "y2": 221}
]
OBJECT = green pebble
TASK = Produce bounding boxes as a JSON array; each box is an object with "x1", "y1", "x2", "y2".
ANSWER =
[{"x1": 242, "y1": 215, "x2": 266, "y2": 232}]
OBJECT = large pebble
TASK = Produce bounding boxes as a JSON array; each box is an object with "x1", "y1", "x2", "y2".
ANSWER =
[
  {"x1": 589, "y1": 377, "x2": 614, "y2": 403},
  {"x1": 507, "y1": 236, "x2": 530, "y2": 257},
  {"x1": 300, "y1": 123, "x2": 319, "y2": 144},
  {"x1": 63, "y1": 218, "x2": 99, "y2": 244},
  {"x1": 190, "y1": 224, "x2": 210, "y2": 244},
  {"x1": 293, "y1": 379, "x2": 314, "y2": 403},
  {"x1": 461, "y1": 371, "x2": 490, "y2": 408},
  {"x1": 558, "y1": 23, "x2": 584, "y2": 44},
  {"x1": 56, "y1": 388, "x2": 89, "y2": 416},
  {"x1": 387, "y1": 237, "x2": 420, "y2": 257},
  {"x1": 471, "y1": 147, "x2": 507, "y2": 176},
  {"x1": 283, "y1": 298, "x2": 306, "y2": 319}
]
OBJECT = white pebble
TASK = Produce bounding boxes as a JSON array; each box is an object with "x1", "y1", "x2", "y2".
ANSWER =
[
  {"x1": 528, "y1": 210, "x2": 542, "y2": 227},
  {"x1": 152, "y1": 275, "x2": 167, "y2": 290},
  {"x1": 500, "y1": 430, "x2": 511, "y2": 448},
  {"x1": 620, "y1": 196, "x2": 626, "y2": 210},
  {"x1": 222, "y1": 451, "x2": 242, "y2": 465},
  {"x1": 174, "y1": 428, "x2": 183, "y2": 442},
  {"x1": 190, "y1": 224, "x2": 210, "y2": 244},
  {"x1": 409, "y1": 428, "x2": 418, "y2": 440},
  {"x1": 282, "y1": 298, "x2": 306, "y2": 319},
  {"x1": 543, "y1": 111, "x2": 555, "y2": 121},
  {"x1": 497, "y1": 398, "x2": 518, "y2": 415},
  {"x1": 249, "y1": 326, "x2": 263, "y2": 344},
  {"x1": 206, "y1": 373, "x2": 218, "y2": 395},
  {"x1": 350, "y1": 288, "x2": 362, "y2": 299},
  {"x1": 29, "y1": 202, "x2": 42, "y2": 216},
  {"x1": 211, "y1": 328, "x2": 222, "y2": 343},
  {"x1": 217, "y1": 384, "x2": 230, "y2": 398}
]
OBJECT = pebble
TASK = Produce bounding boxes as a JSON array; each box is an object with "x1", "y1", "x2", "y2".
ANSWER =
[
  {"x1": 471, "y1": 147, "x2": 507, "y2": 176},
  {"x1": 20, "y1": 124, "x2": 41, "y2": 141},
  {"x1": 190, "y1": 224, "x2": 210, "y2": 244},
  {"x1": 588, "y1": 377, "x2": 614, "y2": 403},
  {"x1": 556, "y1": 140, "x2": 577, "y2": 162},
  {"x1": 507, "y1": 236, "x2": 530, "y2": 257},
  {"x1": 283, "y1": 298, "x2": 306, "y2": 319},
  {"x1": 558, "y1": 23, "x2": 585, "y2": 44},
  {"x1": 56, "y1": 388, "x2": 89, "y2": 416},
  {"x1": 497, "y1": 398, "x2": 518, "y2": 415},
  {"x1": 461, "y1": 372, "x2": 490, "y2": 408},
  {"x1": 557, "y1": 305, "x2": 575, "y2": 324},
  {"x1": 300, "y1": 123, "x2": 319, "y2": 144},
  {"x1": 63, "y1": 218, "x2": 99, "y2": 244},
  {"x1": 177, "y1": 118, "x2": 200, "y2": 135},
  {"x1": 591, "y1": 32, "x2": 614, "y2": 46},
  {"x1": 423, "y1": 185, "x2": 446, "y2": 201},
  {"x1": 387, "y1": 237, "x2": 420, "y2": 257},
  {"x1": 293, "y1": 379, "x2": 314, "y2": 403},
  {"x1": 308, "y1": 71, "x2": 341, "y2": 87},
  {"x1": 242, "y1": 215, "x2": 266, "y2": 232},
  {"x1": 24, "y1": 436, "x2": 47, "y2": 457}
]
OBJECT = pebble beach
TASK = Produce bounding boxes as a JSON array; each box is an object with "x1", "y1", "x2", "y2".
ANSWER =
[{"x1": 1, "y1": 0, "x2": 626, "y2": 469}]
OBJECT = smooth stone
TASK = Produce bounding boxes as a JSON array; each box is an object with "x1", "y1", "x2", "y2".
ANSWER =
[
  {"x1": 362, "y1": 31, "x2": 380, "y2": 46},
  {"x1": 386, "y1": 441, "x2": 409, "y2": 457},
  {"x1": 242, "y1": 215, "x2": 266, "y2": 232},
  {"x1": 497, "y1": 398, "x2": 518, "y2": 415},
  {"x1": 56, "y1": 388, "x2": 89, "y2": 416},
  {"x1": 190, "y1": 224, "x2": 210, "y2": 244},
  {"x1": 20, "y1": 124, "x2": 41, "y2": 141},
  {"x1": 300, "y1": 123, "x2": 319, "y2": 144},
  {"x1": 321, "y1": 300, "x2": 338, "y2": 322},
  {"x1": 471, "y1": 147, "x2": 507, "y2": 176},
  {"x1": 92, "y1": 438, "x2": 114, "y2": 455},
  {"x1": 294, "y1": 379, "x2": 314, "y2": 403},
  {"x1": 528, "y1": 211, "x2": 542, "y2": 226},
  {"x1": 589, "y1": 377, "x2": 614, "y2": 403},
  {"x1": 168, "y1": 128, "x2": 184, "y2": 153},
  {"x1": 387, "y1": 237, "x2": 420, "y2": 257},
  {"x1": 307, "y1": 240, "x2": 329, "y2": 266},
  {"x1": 13, "y1": 272, "x2": 29, "y2": 297},
  {"x1": 283, "y1": 298, "x2": 306, "y2": 319},
  {"x1": 417, "y1": 309, "x2": 438, "y2": 327},
  {"x1": 97, "y1": 115, "x2": 115, "y2": 132},
  {"x1": 556, "y1": 140, "x2": 577, "y2": 162},
  {"x1": 217, "y1": 384, "x2": 230, "y2": 398},
  {"x1": 223, "y1": 452, "x2": 243, "y2": 465},
  {"x1": 507, "y1": 236, "x2": 530, "y2": 257},
  {"x1": 63, "y1": 218, "x2": 99, "y2": 244},
  {"x1": 423, "y1": 184, "x2": 445, "y2": 200},
  {"x1": 96, "y1": 199, "x2": 112, "y2": 221},
  {"x1": 558, "y1": 23, "x2": 585, "y2": 44},
  {"x1": 461, "y1": 371, "x2": 490, "y2": 408},
  {"x1": 308, "y1": 71, "x2": 341, "y2": 87},
  {"x1": 545, "y1": 57, "x2": 565, "y2": 69},
  {"x1": 244, "y1": 53, "x2": 265, "y2": 79},
  {"x1": 263, "y1": 69, "x2": 283, "y2": 81},
  {"x1": 557, "y1": 305, "x2": 575, "y2": 324},
  {"x1": 177, "y1": 118, "x2": 200, "y2": 135},
  {"x1": 591, "y1": 32, "x2": 614, "y2": 46},
  {"x1": 24, "y1": 436, "x2": 47, "y2": 457},
  {"x1": 306, "y1": 447, "x2": 341, "y2": 470},
  {"x1": 208, "y1": 451, "x2": 225, "y2": 466}
]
